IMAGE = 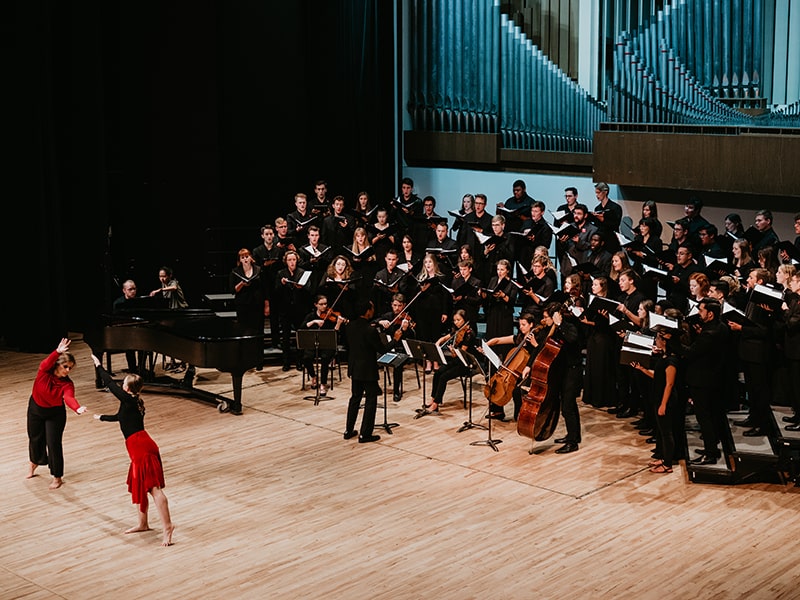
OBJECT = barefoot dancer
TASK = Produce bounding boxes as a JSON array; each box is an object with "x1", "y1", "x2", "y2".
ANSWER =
[
  {"x1": 26, "y1": 338, "x2": 88, "y2": 490},
  {"x1": 91, "y1": 354, "x2": 175, "y2": 546}
]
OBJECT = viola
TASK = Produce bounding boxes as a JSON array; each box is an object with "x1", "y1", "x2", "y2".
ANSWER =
[
  {"x1": 483, "y1": 331, "x2": 532, "y2": 407},
  {"x1": 517, "y1": 324, "x2": 563, "y2": 442}
]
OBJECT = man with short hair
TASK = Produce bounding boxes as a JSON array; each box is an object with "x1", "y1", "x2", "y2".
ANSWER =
[
  {"x1": 610, "y1": 269, "x2": 646, "y2": 419},
  {"x1": 752, "y1": 209, "x2": 780, "y2": 253},
  {"x1": 517, "y1": 200, "x2": 553, "y2": 269},
  {"x1": 590, "y1": 182, "x2": 623, "y2": 251},
  {"x1": 497, "y1": 179, "x2": 534, "y2": 232}
]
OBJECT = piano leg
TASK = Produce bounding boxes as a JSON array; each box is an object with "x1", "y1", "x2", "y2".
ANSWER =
[{"x1": 230, "y1": 372, "x2": 244, "y2": 414}]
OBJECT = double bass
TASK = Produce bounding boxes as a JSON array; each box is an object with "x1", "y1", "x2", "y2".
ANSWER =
[
  {"x1": 517, "y1": 322, "x2": 563, "y2": 442},
  {"x1": 483, "y1": 330, "x2": 534, "y2": 407}
]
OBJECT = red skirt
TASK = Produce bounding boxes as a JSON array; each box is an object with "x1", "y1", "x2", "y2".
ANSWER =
[{"x1": 124, "y1": 430, "x2": 166, "y2": 511}]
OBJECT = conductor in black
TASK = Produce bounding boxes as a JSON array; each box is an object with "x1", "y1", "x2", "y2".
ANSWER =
[{"x1": 344, "y1": 300, "x2": 387, "y2": 443}]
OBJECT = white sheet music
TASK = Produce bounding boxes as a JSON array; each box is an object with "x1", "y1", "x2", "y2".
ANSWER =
[{"x1": 481, "y1": 340, "x2": 502, "y2": 369}]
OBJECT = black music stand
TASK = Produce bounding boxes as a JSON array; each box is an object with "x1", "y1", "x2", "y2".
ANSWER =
[
  {"x1": 377, "y1": 352, "x2": 409, "y2": 434},
  {"x1": 297, "y1": 328, "x2": 338, "y2": 405},
  {"x1": 458, "y1": 351, "x2": 489, "y2": 434},
  {"x1": 470, "y1": 341, "x2": 502, "y2": 451},
  {"x1": 404, "y1": 339, "x2": 445, "y2": 412}
]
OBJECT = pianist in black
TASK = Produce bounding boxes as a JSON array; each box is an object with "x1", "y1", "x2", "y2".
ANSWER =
[
  {"x1": 343, "y1": 300, "x2": 387, "y2": 443},
  {"x1": 91, "y1": 354, "x2": 175, "y2": 546}
]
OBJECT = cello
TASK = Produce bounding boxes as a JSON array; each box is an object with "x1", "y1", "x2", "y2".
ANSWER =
[
  {"x1": 517, "y1": 322, "x2": 563, "y2": 442},
  {"x1": 483, "y1": 328, "x2": 535, "y2": 407}
]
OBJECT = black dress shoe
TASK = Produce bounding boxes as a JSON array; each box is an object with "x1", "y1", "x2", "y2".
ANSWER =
[
  {"x1": 393, "y1": 392, "x2": 402, "y2": 403},
  {"x1": 689, "y1": 455, "x2": 718, "y2": 465},
  {"x1": 555, "y1": 443, "x2": 579, "y2": 454},
  {"x1": 785, "y1": 423, "x2": 800, "y2": 432},
  {"x1": 742, "y1": 427, "x2": 767, "y2": 437},
  {"x1": 616, "y1": 408, "x2": 637, "y2": 419},
  {"x1": 782, "y1": 415, "x2": 800, "y2": 424},
  {"x1": 645, "y1": 436, "x2": 657, "y2": 444},
  {"x1": 631, "y1": 419, "x2": 647, "y2": 428},
  {"x1": 553, "y1": 437, "x2": 569, "y2": 444},
  {"x1": 343, "y1": 430, "x2": 359, "y2": 440},
  {"x1": 694, "y1": 449, "x2": 721, "y2": 458},
  {"x1": 358, "y1": 434, "x2": 381, "y2": 443},
  {"x1": 638, "y1": 429, "x2": 654, "y2": 436},
  {"x1": 606, "y1": 406, "x2": 623, "y2": 414},
  {"x1": 282, "y1": 364, "x2": 291, "y2": 372},
  {"x1": 733, "y1": 418, "x2": 754, "y2": 427}
]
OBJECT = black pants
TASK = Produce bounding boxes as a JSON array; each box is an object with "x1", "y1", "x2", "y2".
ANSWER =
[
  {"x1": 742, "y1": 360, "x2": 772, "y2": 429},
  {"x1": 346, "y1": 379, "x2": 379, "y2": 437},
  {"x1": 559, "y1": 364, "x2": 583, "y2": 443},
  {"x1": 431, "y1": 362, "x2": 468, "y2": 404},
  {"x1": 27, "y1": 397, "x2": 67, "y2": 478},
  {"x1": 691, "y1": 385, "x2": 725, "y2": 455}
]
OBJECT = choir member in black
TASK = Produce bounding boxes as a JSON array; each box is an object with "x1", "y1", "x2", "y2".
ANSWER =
[
  {"x1": 728, "y1": 268, "x2": 777, "y2": 436},
  {"x1": 590, "y1": 182, "x2": 623, "y2": 252},
  {"x1": 452, "y1": 193, "x2": 475, "y2": 249},
  {"x1": 372, "y1": 248, "x2": 410, "y2": 317},
  {"x1": 399, "y1": 233, "x2": 423, "y2": 274},
  {"x1": 426, "y1": 221, "x2": 459, "y2": 277},
  {"x1": 562, "y1": 273, "x2": 586, "y2": 316},
  {"x1": 392, "y1": 177, "x2": 422, "y2": 239},
  {"x1": 368, "y1": 207, "x2": 397, "y2": 264},
  {"x1": 321, "y1": 195, "x2": 355, "y2": 254},
  {"x1": 682, "y1": 197, "x2": 712, "y2": 250},
  {"x1": 631, "y1": 311, "x2": 685, "y2": 474},
  {"x1": 640, "y1": 200, "x2": 663, "y2": 240},
  {"x1": 684, "y1": 299, "x2": 730, "y2": 465},
  {"x1": 778, "y1": 213, "x2": 800, "y2": 264},
  {"x1": 448, "y1": 259, "x2": 483, "y2": 326},
  {"x1": 557, "y1": 186, "x2": 579, "y2": 219},
  {"x1": 274, "y1": 250, "x2": 311, "y2": 371},
  {"x1": 557, "y1": 203, "x2": 597, "y2": 284},
  {"x1": 731, "y1": 238, "x2": 757, "y2": 283},
  {"x1": 287, "y1": 192, "x2": 316, "y2": 240},
  {"x1": 229, "y1": 249, "x2": 266, "y2": 365},
  {"x1": 496, "y1": 179, "x2": 534, "y2": 233},
  {"x1": 781, "y1": 272, "x2": 800, "y2": 430},
  {"x1": 343, "y1": 300, "x2": 387, "y2": 443},
  {"x1": 252, "y1": 224, "x2": 285, "y2": 348},
  {"x1": 413, "y1": 195, "x2": 444, "y2": 252},
  {"x1": 274, "y1": 217, "x2": 296, "y2": 254},
  {"x1": 484, "y1": 311, "x2": 538, "y2": 421},
  {"x1": 576, "y1": 232, "x2": 613, "y2": 297},
  {"x1": 352, "y1": 191, "x2": 376, "y2": 229},
  {"x1": 409, "y1": 253, "x2": 449, "y2": 372},
  {"x1": 477, "y1": 215, "x2": 513, "y2": 285},
  {"x1": 298, "y1": 225, "x2": 332, "y2": 294},
  {"x1": 318, "y1": 255, "x2": 361, "y2": 331},
  {"x1": 311, "y1": 179, "x2": 332, "y2": 218},
  {"x1": 462, "y1": 193, "x2": 494, "y2": 257},
  {"x1": 519, "y1": 254, "x2": 556, "y2": 322},
  {"x1": 375, "y1": 293, "x2": 416, "y2": 402},
  {"x1": 481, "y1": 258, "x2": 518, "y2": 419},
  {"x1": 416, "y1": 309, "x2": 477, "y2": 416},
  {"x1": 757, "y1": 245, "x2": 780, "y2": 279},
  {"x1": 696, "y1": 223, "x2": 726, "y2": 261},
  {"x1": 580, "y1": 277, "x2": 618, "y2": 408},
  {"x1": 610, "y1": 270, "x2": 646, "y2": 418},
  {"x1": 347, "y1": 227, "x2": 378, "y2": 282},
  {"x1": 664, "y1": 243, "x2": 702, "y2": 313},
  {"x1": 751, "y1": 209, "x2": 780, "y2": 254},
  {"x1": 301, "y1": 294, "x2": 347, "y2": 397},
  {"x1": 91, "y1": 355, "x2": 174, "y2": 545},
  {"x1": 516, "y1": 201, "x2": 553, "y2": 272},
  {"x1": 539, "y1": 302, "x2": 584, "y2": 454}
]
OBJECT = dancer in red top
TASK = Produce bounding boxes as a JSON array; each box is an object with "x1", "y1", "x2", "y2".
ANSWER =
[
  {"x1": 92, "y1": 354, "x2": 175, "y2": 546},
  {"x1": 26, "y1": 338, "x2": 88, "y2": 489}
]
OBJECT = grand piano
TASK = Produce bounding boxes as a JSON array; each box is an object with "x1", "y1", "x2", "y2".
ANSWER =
[{"x1": 83, "y1": 298, "x2": 263, "y2": 413}]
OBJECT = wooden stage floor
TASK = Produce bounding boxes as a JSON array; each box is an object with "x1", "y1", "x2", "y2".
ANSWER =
[{"x1": 2, "y1": 337, "x2": 799, "y2": 599}]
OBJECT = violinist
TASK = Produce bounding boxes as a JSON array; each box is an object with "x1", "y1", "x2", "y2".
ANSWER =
[
  {"x1": 484, "y1": 312, "x2": 539, "y2": 421},
  {"x1": 417, "y1": 310, "x2": 476, "y2": 417},
  {"x1": 375, "y1": 293, "x2": 416, "y2": 402},
  {"x1": 301, "y1": 295, "x2": 347, "y2": 396},
  {"x1": 537, "y1": 302, "x2": 584, "y2": 454},
  {"x1": 411, "y1": 253, "x2": 449, "y2": 373}
]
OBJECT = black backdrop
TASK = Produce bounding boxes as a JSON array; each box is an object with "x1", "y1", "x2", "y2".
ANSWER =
[{"x1": 5, "y1": 1, "x2": 397, "y2": 352}]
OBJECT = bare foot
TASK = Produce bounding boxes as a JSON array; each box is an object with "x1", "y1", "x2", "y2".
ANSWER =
[
  {"x1": 161, "y1": 524, "x2": 175, "y2": 546},
  {"x1": 26, "y1": 462, "x2": 38, "y2": 479},
  {"x1": 49, "y1": 477, "x2": 63, "y2": 490},
  {"x1": 124, "y1": 525, "x2": 152, "y2": 534}
]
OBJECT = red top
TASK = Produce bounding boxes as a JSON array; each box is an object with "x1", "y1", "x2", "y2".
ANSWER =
[{"x1": 31, "y1": 351, "x2": 81, "y2": 413}]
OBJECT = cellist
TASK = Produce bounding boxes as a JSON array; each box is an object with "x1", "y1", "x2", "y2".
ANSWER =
[
  {"x1": 535, "y1": 302, "x2": 584, "y2": 454},
  {"x1": 484, "y1": 312, "x2": 540, "y2": 421}
]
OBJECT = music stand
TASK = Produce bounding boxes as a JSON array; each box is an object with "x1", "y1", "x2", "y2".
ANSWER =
[
  {"x1": 457, "y1": 351, "x2": 489, "y2": 434},
  {"x1": 296, "y1": 329, "x2": 338, "y2": 405},
  {"x1": 377, "y1": 352, "x2": 409, "y2": 434},
  {"x1": 470, "y1": 340, "x2": 503, "y2": 451},
  {"x1": 404, "y1": 339, "x2": 446, "y2": 414}
]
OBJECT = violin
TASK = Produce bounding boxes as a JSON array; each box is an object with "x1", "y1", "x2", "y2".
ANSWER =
[
  {"x1": 321, "y1": 308, "x2": 348, "y2": 324},
  {"x1": 391, "y1": 311, "x2": 416, "y2": 341}
]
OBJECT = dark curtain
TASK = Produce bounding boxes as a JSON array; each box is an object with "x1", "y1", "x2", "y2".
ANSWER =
[{"x1": 5, "y1": 0, "x2": 396, "y2": 353}]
